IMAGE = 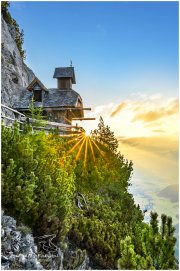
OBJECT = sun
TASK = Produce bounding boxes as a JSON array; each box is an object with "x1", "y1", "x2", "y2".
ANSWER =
[
  {"x1": 72, "y1": 119, "x2": 98, "y2": 137},
  {"x1": 60, "y1": 128, "x2": 107, "y2": 171},
  {"x1": 84, "y1": 129, "x2": 91, "y2": 136}
]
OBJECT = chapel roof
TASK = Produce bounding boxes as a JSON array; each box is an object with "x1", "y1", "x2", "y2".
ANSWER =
[
  {"x1": 53, "y1": 67, "x2": 76, "y2": 84},
  {"x1": 13, "y1": 88, "x2": 83, "y2": 109},
  {"x1": 27, "y1": 77, "x2": 48, "y2": 91}
]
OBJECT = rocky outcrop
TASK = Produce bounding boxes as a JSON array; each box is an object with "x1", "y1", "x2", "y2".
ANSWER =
[
  {"x1": 1, "y1": 211, "x2": 92, "y2": 270},
  {"x1": 1, "y1": 211, "x2": 43, "y2": 270},
  {"x1": 1, "y1": 16, "x2": 35, "y2": 107},
  {"x1": 38, "y1": 242, "x2": 91, "y2": 270}
]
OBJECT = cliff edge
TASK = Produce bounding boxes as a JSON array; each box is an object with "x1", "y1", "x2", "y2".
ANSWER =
[{"x1": 1, "y1": 16, "x2": 35, "y2": 107}]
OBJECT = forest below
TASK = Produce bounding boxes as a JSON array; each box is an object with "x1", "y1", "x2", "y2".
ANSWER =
[{"x1": 1, "y1": 116, "x2": 178, "y2": 270}]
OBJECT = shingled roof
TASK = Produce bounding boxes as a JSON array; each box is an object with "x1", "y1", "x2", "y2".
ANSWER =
[
  {"x1": 27, "y1": 77, "x2": 48, "y2": 91},
  {"x1": 53, "y1": 67, "x2": 76, "y2": 84},
  {"x1": 13, "y1": 88, "x2": 83, "y2": 109}
]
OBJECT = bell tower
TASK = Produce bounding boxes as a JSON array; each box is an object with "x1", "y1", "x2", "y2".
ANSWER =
[{"x1": 53, "y1": 67, "x2": 76, "y2": 90}]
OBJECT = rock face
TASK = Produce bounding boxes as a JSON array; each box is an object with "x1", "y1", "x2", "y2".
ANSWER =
[
  {"x1": 1, "y1": 211, "x2": 43, "y2": 270},
  {"x1": 1, "y1": 211, "x2": 92, "y2": 270},
  {"x1": 1, "y1": 16, "x2": 35, "y2": 107}
]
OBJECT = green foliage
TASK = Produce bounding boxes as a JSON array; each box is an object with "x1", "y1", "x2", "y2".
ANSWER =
[
  {"x1": 1, "y1": 117, "x2": 177, "y2": 269},
  {"x1": 68, "y1": 118, "x2": 177, "y2": 269},
  {"x1": 1, "y1": 1, "x2": 26, "y2": 59},
  {"x1": 13, "y1": 26, "x2": 26, "y2": 60},
  {"x1": 118, "y1": 236, "x2": 139, "y2": 270},
  {"x1": 92, "y1": 116, "x2": 118, "y2": 154},
  {"x1": 26, "y1": 98, "x2": 47, "y2": 129},
  {"x1": 2, "y1": 123, "x2": 75, "y2": 240},
  {"x1": 75, "y1": 120, "x2": 133, "y2": 196},
  {"x1": 140, "y1": 213, "x2": 177, "y2": 270},
  {"x1": 1, "y1": 1, "x2": 11, "y2": 23},
  {"x1": 16, "y1": 225, "x2": 32, "y2": 236},
  {"x1": 64, "y1": 249, "x2": 87, "y2": 269},
  {"x1": 69, "y1": 187, "x2": 143, "y2": 268},
  {"x1": 150, "y1": 211, "x2": 159, "y2": 235}
]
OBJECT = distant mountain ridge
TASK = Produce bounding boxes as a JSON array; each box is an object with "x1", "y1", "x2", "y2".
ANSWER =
[{"x1": 157, "y1": 184, "x2": 179, "y2": 203}]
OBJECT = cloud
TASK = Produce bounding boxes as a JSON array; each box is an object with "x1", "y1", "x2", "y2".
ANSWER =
[
  {"x1": 110, "y1": 102, "x2": 126, "y2": 117},
  {"x1": 118, "y1": 136, "x2": 178, "y2": 160},
  {"x1": 132, "y1": 98, "x2": 178, "y2": 123},
  {"x1": 118, "y1": 135, "x2": 178, "y2": 186},
  {"x1": 133, "y1": 109, "x2": 165, "y2": 123},
  {"x1": 166, "y1": 98, "x2": 179, "y2": 114},
  {"x1": 152, "y1": 129, "x2": 165, "y2": 133},
  {"x1": 76, "y1": 93, "x2": 178, "y2": 138}
]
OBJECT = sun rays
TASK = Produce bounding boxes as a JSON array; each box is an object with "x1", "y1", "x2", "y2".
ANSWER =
[
  {"x1": 91, "y1": 139, "x2": 106, "y2": 158},
  {"x1": 60, "y1": 131, "x2": 106, "y2": 170},
  {"x1": 88, "y1": 136, "x2": 95, "y2": 162},
  {"x1": 76, "y1": 137, "x2": 86, "y2": 161}
]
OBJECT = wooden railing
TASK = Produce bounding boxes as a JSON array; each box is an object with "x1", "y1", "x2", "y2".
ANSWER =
[
  {"x1": 1, "y1": 104, "x2": 25, "y2": 124},
  {"x1": 1, "y1": 104, "x2": 84, "y2": 135}
]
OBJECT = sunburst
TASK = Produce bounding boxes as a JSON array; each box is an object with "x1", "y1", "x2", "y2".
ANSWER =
[
  {"x1": 76, "y1": 136, "x2": 86, "y2": 160},
  {"x1": 63, "y1": 131, "x2": 106, "y2": 170},
  {"x1": 88, "y1": 136, "x2": 95, "y2": 162},
  {"x1": 83, "y1": 136, "x2": 88, "y2": 170}
]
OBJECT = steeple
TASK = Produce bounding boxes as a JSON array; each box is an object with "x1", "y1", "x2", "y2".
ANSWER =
[{"x1": 53, "y1": 67, "x2": 76, "y2": 90}]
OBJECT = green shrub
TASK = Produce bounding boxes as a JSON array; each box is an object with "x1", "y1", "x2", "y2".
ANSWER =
[
  {"x1": 2, "y1": 123, "x2": 75, "y2": 240},
  {"x1": 1, "y1": 119, "x2": 177, "y2": 269},
  {"x1": 1, "y1": 1, "x2": 26, "y2": 59}
]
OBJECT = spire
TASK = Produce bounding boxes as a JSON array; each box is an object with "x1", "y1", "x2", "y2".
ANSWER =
[{"x1": 70, "y1": 60, "x2": 72, "y2": 67}]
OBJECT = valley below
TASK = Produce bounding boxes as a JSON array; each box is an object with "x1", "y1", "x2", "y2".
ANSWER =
[{"x1": 118, "y1": 136, "x2": 179, "y2": 259}]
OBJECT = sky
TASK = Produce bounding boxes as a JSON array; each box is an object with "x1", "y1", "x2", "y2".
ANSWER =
[
  {"x1": 9, "y1": 1, "x2": 179, "y2": 234},
  {"x1": 9, "y1": 0, "x2": 179, "y2": 135},
  {"x1": 10, "y1": 1, "x2": 179, "y2": 108}
]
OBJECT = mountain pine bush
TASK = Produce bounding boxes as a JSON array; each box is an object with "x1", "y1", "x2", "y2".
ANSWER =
[{"x1": 1, "y1": 119, "x2": 178, "y2": 269}]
